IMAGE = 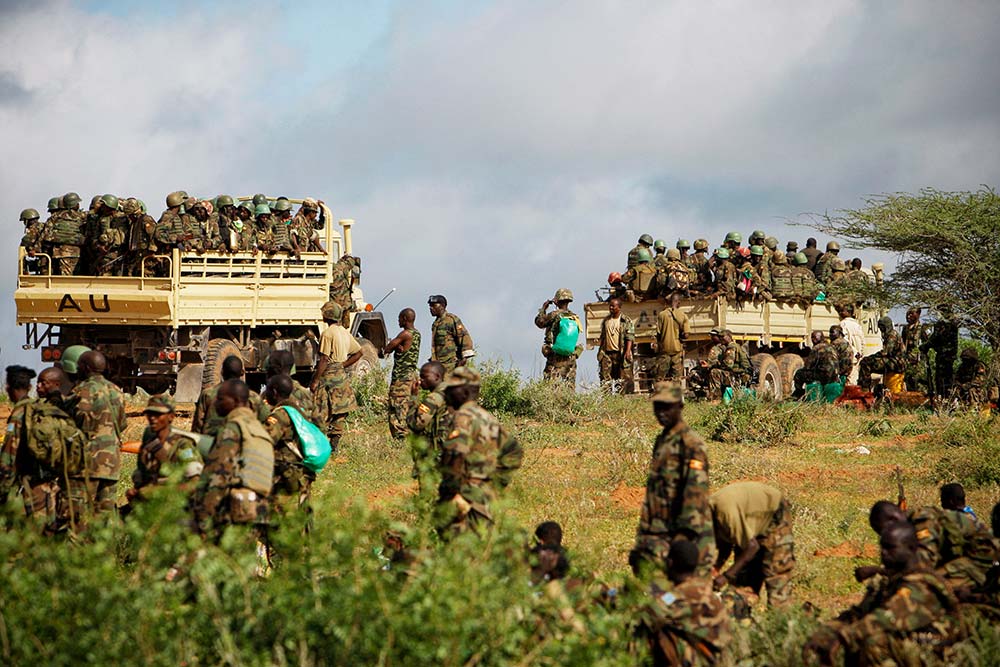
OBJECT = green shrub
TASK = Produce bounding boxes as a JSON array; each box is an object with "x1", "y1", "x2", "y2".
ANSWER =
[
  {"x1": 351, "y1": 361, "x2": 389, "y2": 424},
  {"x1": 858, "y1": 417, "x2": 893, "y2": 437},
  {"x1": 696, "y1": 396, "x2": 805, "y2": 446},
  {"x1": 478, "y1": 360, "x2": 531, "y2": 416},
  {"x1": 932, "y1": 416, "x2": 1000, "y2": 487}
]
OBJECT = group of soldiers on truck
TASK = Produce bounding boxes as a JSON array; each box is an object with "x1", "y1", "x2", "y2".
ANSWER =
[{"x1": 19, "y1": 191, "x2": 329, "y2": 277}]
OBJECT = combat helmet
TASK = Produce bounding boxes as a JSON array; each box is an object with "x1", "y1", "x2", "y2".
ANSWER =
[
  {"x1": 100, "y1": 194, "x2": 119, "y2": 211},
  {"x1": 638, "y1": 234, "x2": 654, "y2": 246},
  {"x1": 793, "y1": 252, "x2": 808, "y2": 265},
  {"x1": 272, "y1": 199, "x2": 292, "y2": 213},
  {"x1": 724, "y1": 232, "x2": 741, "y2": 244},
  {"x1": 166, "y1": 191, "x2": 186, "y2": 208},
  {"x1": 750, "y1": 230, "x2": 765, "y2": 243},
  {"x1": 47, "y1": 197, "x2": 62, "y2": 212},
  {"x1": 20, "y1": 208, "x2": 40, "y2": 222},
  {"x1": 60, "y1": 344, "x2": 91, "y2": 375},
  {"x1": 254, "y1": 204, "x2": 272, "y2": 217},
  {"x1": 763, "y1": 236, "x2": 778, "y2": 250},
  {"x1": 772, "y1": 250, "x2": 788, "y2": 265},
  {"x1": 89, "y1": 195, "x2": 102, "y2": 209},
  {"x1": 676, "y1": 239, "x2": 691, "y2": 250},
  {"x1": 693, "y1": 239, "x2": 709, "y2": 251},
  {"x1": 636, "y1": 248, "x2": 653, "y2": 263},
  {"x1": 216, "y1": 194, "x2": 234, "y2": 208},
  {"x1": 62, "y1": 192, "x2": 81, "y2": 209},
  {"x1": 750, "y1": 245, "x2": 764, "y2": 257},
  {"x1": 717, "y1": 248, "x2": 731, "y2": 259},
  {"x1": 666, "y1": 248, "x2": 681, "y2": 260},
  {"x1": 252, "y1": 194, "x2": 268, "y2": 206},
  {"x1": 831, "y1": 257, "x2": 847, "y2": 272},
  {"x1": 653, "y1": 239, "x2": 666, "y2": 252},
  {"x1": 826, "y1": 241, "x2": 840, "y2": 252},
  {"x1": 553, "y1": 288, "x2": 574, "y2": 302}
]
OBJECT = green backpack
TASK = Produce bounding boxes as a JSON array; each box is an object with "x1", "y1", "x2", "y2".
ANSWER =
[
  {"x1": 23, "y1": 400, "x2": 87, "y2": 477},
  {"x1": 281, "y1": 406, "x2": 332, "y2": 473},
  {"x1": 551, "y1": 315, "x2": 580, "y2": 357}
]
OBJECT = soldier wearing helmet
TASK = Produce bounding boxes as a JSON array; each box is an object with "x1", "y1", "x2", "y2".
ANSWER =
[
  {"x1": 661, "y1": 247, "x2": 693, "y2": 297},
  {"x1": 291, "y1": 198, "x2": 326, "y2": 252},
  {"x1": 723, "y1": 231, "x2": 741, "y2": 252},
  {"x1": 155, "y1": 191, "x2": 194, "y2": 254},
  {"x1": 627, "y1": 234, "x2": 655, "y2": 270},
  {"x1": 769, "y1": 251, "x2": 794, "y2": 301},
  {"x1": 122, "y1": 198, "x2": 159, "y2": 276},
  {"x1": 212, "y1": 195, "x2": 238, "y2": 253},
  {"x1": 813, "y1": 240, "x2": 840, "y2": 285},
  {"x1": 746, "y1": 245, "x2": 772, "y2": 301},
  {"x1": 790, "y1": 252, "x2": 819, "y2": 305},
  {"x1": 43, "y1": 191, "x2": 87, "y2": 275},
  {"x1": 652, "y1": 239, "x2": 668, "y2": 271},
  {"x1": 89, "y1": 194, "x2": 128, "y2": 276},
  {"x1": 182, "y1": 200, "x2": 221, "y2": 253},
  {"x1": 714, "y1": 247, "x2": 737, "y2": 299},
  {"x1": 18, "y1": 208, "x2": 47, "y2": 275},
  {"x1": 621, "y1": 248, "x2": 659, "y2": 301},
  {"x1": 857, "y1": 316, "x2": 906, "y2": 391},
  {"x1": 687, "y1": 239, "x2": 712, "y2": 293},
  {"x1": 535, "y1": 288, "x2": 584, "y2": 385},
  {"x1": 252, "y1": 204, "x2": 276, "y2": 254},
  {"x1": 676, "y1": 239, "x2": 691, "y2": 263},
  {"x1": 269, "y1": 198, "x2": 301, "y2": 257}
]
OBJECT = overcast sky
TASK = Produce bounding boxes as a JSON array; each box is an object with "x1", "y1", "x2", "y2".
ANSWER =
[{"x1": 2, "y1": 0, "x2": 998, "y2": 384}]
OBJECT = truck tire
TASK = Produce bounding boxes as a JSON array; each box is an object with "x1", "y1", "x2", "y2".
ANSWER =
[
  {"x1": 203, "y1": 339, "x2": 243, "y2": 389},
  {"x1": 777, "y1": 354, "x2": 805, "y2": 399},
  {"x1": 751, "y1": 353, "x2": 782, "y2": 400},
  {"x1": 350, "y1": 339, "x2": 380, "y2": 377}
]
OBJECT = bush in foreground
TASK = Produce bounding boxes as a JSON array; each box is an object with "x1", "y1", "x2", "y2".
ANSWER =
[{"x1": 697, "y1": 396, "x2": 805, "y2": 446}]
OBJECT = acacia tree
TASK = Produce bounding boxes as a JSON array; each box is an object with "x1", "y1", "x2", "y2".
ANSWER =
[{"x1": 810, "y1": 187, "x2": 1000, "y2": 351}]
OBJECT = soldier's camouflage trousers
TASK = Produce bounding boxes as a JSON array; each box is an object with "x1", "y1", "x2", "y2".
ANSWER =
[
  {"x1": 52, "y1": 245, "x2": 81, "y2": 276},
  {"x1": 543, "y1": 353, "x2": 577, "y2": 385},
  {"x1": 272, "y1": 464, "x2": 313, "y2": 517},
  {"x1": 731, "y1": 499, "x2": 794, "y2": 607},
  {"x1": 20, "y1": 479, "x2": 60, "y2": 528},
  {"x1": 655, "y1": 352, "x2": 684, "y2": 382},
  {"x1": 387, "y1": 378, "x2": 413, "y2": 439},
  {"x1": 708, "y1": 368, "x2": 736, "y2": 399},
  {"x1": 597, "y1": 350, "x2": 633, "y2": 393}
]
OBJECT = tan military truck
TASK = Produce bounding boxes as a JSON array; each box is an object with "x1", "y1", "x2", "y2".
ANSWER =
[
  {"x1": 15, "y1": 199, "x2": 387, "y2": 401},
  {"x1": 583, "y1": 295, "x2": 883, "y2": 397}
]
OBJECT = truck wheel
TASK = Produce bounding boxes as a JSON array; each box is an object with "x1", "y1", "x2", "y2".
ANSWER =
[
  {"x1": 203, "y1": 339, "x2": 243, "y2": 389},
  {"x1": 777, "y1": 354, "x2": 805, "y2": 399},
  {"x1": 751, "y1": 353, "x2": 782, "y2": 400},
  {"x1": 350, "y1": 339, "x2": 380, "y2": 377}
]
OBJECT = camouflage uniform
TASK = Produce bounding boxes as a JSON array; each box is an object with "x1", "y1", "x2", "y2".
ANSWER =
[
  {"x1": 954, "y1": 352, "x2": 988, "y2": 407},
  {"x1": 809, "y1": 569, "x2": 961, "y2": 666},
  {"x1": 328, "y1": 256, "x2": 357, "y2": 327},
  {"x1": 431, "y1": 312, "x2": 475, "y2": 372},
  {"x1": 813, "y1": 253, "x2": 836, "y2": 286},
  {"x1": 830, "y1": 337, "x2": 854, "y2": 381},
  {"x1": 535, "y1": 306, "x2": 583, "y2": 384},
  {"x1": 407, "y1": 383, "x2": 453, "y2": 491},
  {"x1": 621, "y1": 264, "x2": 659, "y2": 300},
  {"x1": 921, "y1": 316, "x2": 959, "y2": 398},
  {"x1": 858, "y1": 326, "x2": 906, "y2": 389},
  {"x1": 195, "y1": 214, "x2": 222, "y2": 252},
  {"x1": 388, "y1": 329, "x2": 421, "y2": 438},
  {"x1": 192, "y1": 406, "x2": 274, "y2": 532},
  {"x1": 265, "y1": 402, "x2": 315, "y2": 511},
  {"x1": 794, "y1": 341, "x2": 841, "y2": 394},
  {"x1": 661, "y1": 259, "x2": 693, "y2": 296},
  {"x1": 641, "y1": 576, "x2": 731, "y2": 667},
  {"x1": 790, "y1": 265, "x2": 818, "y2": 304},
  {"x1": 154, "y1": 208, "x2": 186, "y2": 250},
  {"x1": 597, "y1": 313, "x2": 635, "y2": 390},
  {"x1": 436, "y1": 388, "x2": 522, "y2": 538},
  {"x1": 315, "y1": 361, "x2": 359, "y2": 450},
  {"x1": 708, "y1": 341, "x2": 750, "y2": 398},
  {"x1": 0, "y1": 397, "x2": 62, "y2": 525},
  {"x1": 290, "y1": 379, "x2": 318, "y2": 426},
  {"x1": 130, "y1": 426, "x2": 203, "y2": 496},
  {"x1": 627, "y1": 243, "x2": 648, "y2": 269},
  {"x1": 655, "y1": 306, "x2": 690, "y2": 382},
  {"x1": 91, "y1": 211, "x2": 129, "y2": 276},
  {"x1": 289, "y1": 212, "x2": 316, "y2": 252},
  {"x1": 20, "y1": 217, "x2": 48, "y2": 274},
  {"x1": 770, "y1": 263, "x2": 794, "y2": 300},
  {"x1": 902, "y1": 320, "x2": 929, "y2": 392},
  {"x1": 125, "y1": 208, "x2": 159, "y2": 276},
  {"x1": 271, "y1": 218, "x2": 293, "y2": 251},
  {"x1": 713, "y1": 259, "x2": 737, "y2": 299},
  {"x1": 71, "y1": 375, "x2": 126, "y2": 515},
  {"x1": 192, "y1": 383, "x2": 269, "y2": 439},
  {"x1": 910, "y1": 505, "x2": 997, "y2": 589},
  {"x1": 251, "y1": 219, "x2": 275, "y2": 254},
  {"x1": 45, "y1": 208, "x2": 88, "y2": 275},
  {"x1": 687, "y1": 252, "x2": 713, "y2": 293},
  {"x1": 632, "y1": 420, "x2": 715, "y2": 577}
]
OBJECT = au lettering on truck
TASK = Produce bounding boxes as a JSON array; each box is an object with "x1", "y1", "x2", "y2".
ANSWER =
[{"x1": 57, "y1": 294, "x2": 111, "y2": 313}]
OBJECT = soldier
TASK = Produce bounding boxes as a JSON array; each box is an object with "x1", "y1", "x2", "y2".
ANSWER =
[
  {"x1": 436, "y1": 367, "x2": 522, "y2": 538},
  {"x1": 192, "y1": 355, "x2": 270, "y2": 438},
  {"x1": 629, "y1": 381, "x2": 714, "y2": 578},
  {"x1": 188, "y1": 200, "x2": 223, "y2": 253},
  {"x1": 837, "y1": 303, "x2": 866, "y2": 385},
  {"x1": 123, "y1": 394, "x2": 203, "y2": 512},
  {"x1": 813, "y1": 240, "x2": 840, "y2": 285},
  {"x1": 263, "y1": 374, "x2": 314, "y2": 512},
  {"x1": 621, "y1": 248, "x2": 659, "y2": 301},
  {"x1": 428, "y1": 294, "x2": 475, "y2": 372},
  {"x1": 121, "y1": 198, "x2": 159, "y2": 276},
  {"x1": 229, "y1": 201, "x2": 256, "y2": 251},
  {"x1": 920, "y1": 306, "x2": 959, "y2": 400},
  {"x1": 291, "y1": 198, "x2": 324, "y2": 253},
  {"x1": 901, "y1": 307, "x2": 929, "y2": 392},
  {"x1": 687, "y1": 239, "x2": 712, "y2": 294},
  {"x1": 597, "y1": 297, "x2": 634, "y2": 392},
  {"x1": 628, "y1": 234, "x2": 655, "y2": 270},
  {"x1": 749, "y1": 245, "x2": 771, "y2": 297},
  {"x1": 654, "y1": 292, "x2": 690, "y2": 383},
  {"x1": 954, "y1": 347, "x2": 988, "y2": 408},
  {"x1": 310, "y1": 301, "x2": 363, "y2": 451},
  {"x1": 710, "y1": 481, "x2": 794, "y2": 607},
  {"x1": 251, "y1": 204, "x2": 276, "y2": 254},
  {"x1": 712, "y1": 248, "x2": 737, "y2": 299},
  {"x1": 328, "y1": 254, "x2": 359, "y2": 327},
  {"x1": 18, "y1": 208, "x2": 47, "y2": 275},
  {"x1": 407, "y1": 361, "x2": 452, "y2": 492},
  {"x1": 0, "y1": 365, "x2": 61, "y2": 525},
  {"x1": 857, "y1": 316, "x2": 905, "y2": 390},
  {"x1": 652, "y1": 239, "x2": 669, "y2": 271},
  {"x1": 792, "y1": 331, "x2": 840, "y2": 398},
  {"x1": 383, "y1": 308, "x2": 421, "y2": 439},
  {"x1": 45, "y1": 191, "x2": 87, "y2": 275},
  {"x1": 676, "y1": 239, "x2": 692, "y2": 264},
  {"x1": 825, "y1": 257, "x2": 848, "y2": 290},
  {"x1": 214, "y1": 194, "x2": 239, "y2": 251},
  {"x1": 191, "y1": 379, "x2": 275, "y2": 537},
  {"x1": 269, "y1": 198, "x2": 300, "y2": 257},
  {"x1": 265, "y1": 349, "x2": 316, "y2": 426},
  {"x1": 769, "y1": 251, "x2": 794, "y2": 301},
  {"x1": 67, "y1": 351, "x2": 126, "y2": 518},
  {"x1": 829, "y1": 325, "x2": 854, "y2": 384},
  {"x1": 661, "y1": 248, "x2": 693, "y2": 297},
  {"x1": 790, "y1": 252, "x2": 819, "y2": 304},
  {"x1": 801, "y1": 237, "x2": 821, "y2": 271},
  {"x1": 785, "y1": 240, "x2": 799, "y2": 264},
  {"x1": 154, "y1": 191, "x2": 190, "y2": 252},
  {"x1": 535, "y1": 289, "x2": 583, "y2": 385},
  {"x1": 722, "y1": 232, "x2": 741, "y2": 253},
  {"x1": 90, "y1": 194, "x2": 128, "y2": 276},
  {"x1": 639, "y1": 538, "x2": 731, "y2": 667},
  {"x1": 688, "y1": 329, "x2": 724, "y2": 399},
  {"x1": 708, "y1": 330, "x2": 750, "y2": 400},
  {"x1": 803, "y1": 521, "x2": 961, "y2": 666}
]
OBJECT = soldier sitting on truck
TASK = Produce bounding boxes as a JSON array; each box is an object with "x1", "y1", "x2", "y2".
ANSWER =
[
  {"x1": 713, "y1": 248, "x2": 737, "y2": 300},
  {"x1": 270, "y1": 199, "x2": 301, "y2": 258},
  {"x1": 19, "y1": 208, "x2": 46, "y2": 275},
  {"x1": 687, "y1": 239, "x2": 713, "y2": 294},
  {"x1": 790, "y1": 252, "x2": 819, "y2": 305},
  {"x1": 122, "y1": 198, "x2": 159, "y2": 277},
  {"x1": 188, "y1": 200, "x2": 223, "y2": 253},
  {"x1": 291, "y1": 198, "x2": 324, "y2": 253},
  {"x1": 91, "y1": 194, "x2": 127, "y2": 276},
  {"x1": 155, "y1": 191, "x2": 190, "y2": 253},
  {"x1": 628, "y1": 234, "x2": 655, "y2": 270},
  {"x1": 659, "y1": 248, "x2": 692, "y2": 297},
  {"x1": 252, "y1": 204, "x2": 276, "y2": 254},
  {"x1": 769, "y1": 251, "x2": 795, "y2": 301},
  {"x1": 621, "y1": 248, "x2": 659, "y2": 301}
]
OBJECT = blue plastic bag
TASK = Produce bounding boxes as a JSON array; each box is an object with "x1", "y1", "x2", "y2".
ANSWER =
[{"x1": 281, "y1": 406, "x2": 332, "y2": 473}]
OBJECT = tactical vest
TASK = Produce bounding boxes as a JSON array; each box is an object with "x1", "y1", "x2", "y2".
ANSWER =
[
  {"x1": 668, "y1": 261, "x2": 691, "y2": 290},
  {"x1": 233, "y1": 414, "x2": 275, "y2": 496},
  {"x1": 272, "y1": 220, "x2": 291, "y2": 249},
  {"x1": 771, "y1": 266, "x2": 794, "y2": 298},
  {"x1": 47, "y1": 210, "x2": 86, "y2": 245},
  {"x1": 24, "y1": 399, "x2": 87, "y2": 477},
  {"x1": 636, "y1": 265, "x2": 656, "y2": 292}
]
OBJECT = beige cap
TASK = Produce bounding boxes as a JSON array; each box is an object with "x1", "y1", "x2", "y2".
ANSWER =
[{"x1": 651, "y1": 381, "x2": 684, "y2": 404}]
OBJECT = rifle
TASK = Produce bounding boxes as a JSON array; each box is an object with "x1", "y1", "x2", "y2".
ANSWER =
[{"x1": 895, "y1": 465, "x2": 907, "y2": 511}]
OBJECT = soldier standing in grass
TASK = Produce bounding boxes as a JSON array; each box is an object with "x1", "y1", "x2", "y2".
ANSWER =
[
  {"x1": 630, "y1": 381, "x2": 714, "y2": 579},
  {"x1": 383, "y1": 308, "x2": 421, "y2": 439},
  {"x1": 407, "y1": 361, "x2": 452, "y2": 493},
  {"x1": 901, "y1": 307, "x2": 929, "y2": 392},
  {"x1": 192, "y1": 355, "x2": 269, "y2": 439},
  {"x1": 597, "y1": 297, "x2": 635, "y2": 392},
  {"x1": 654, "y1": 292, "x2": 690, "y2": 383},
  {"x1": 311, "y1": 301, "x2": 363, "y2": 452},
  {"x1": 428, "y1": 294, "x2": 475, "y2": 372},
  {"x1": 263, "y1": 374, "x2": 315, "y2": 512},
  {"x1": 535, "y1": 289, "x2": 583, "y2": 385}
]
